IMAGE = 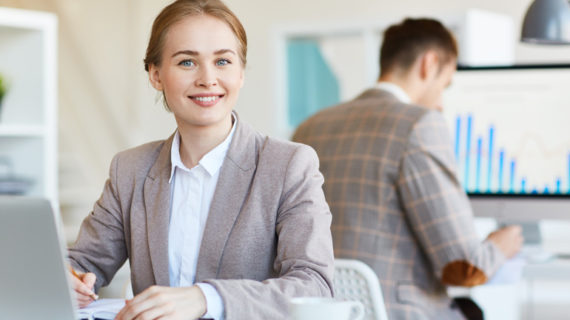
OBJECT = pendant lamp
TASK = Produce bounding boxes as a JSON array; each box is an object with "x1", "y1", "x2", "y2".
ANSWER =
[{"x1": 521, "y1": 0, "x2": 570, "y2": 44}]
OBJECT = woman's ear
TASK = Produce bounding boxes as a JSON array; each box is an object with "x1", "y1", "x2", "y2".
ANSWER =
[{"x1": 148, "y1": 64, "x2": 163, "y2": 91}]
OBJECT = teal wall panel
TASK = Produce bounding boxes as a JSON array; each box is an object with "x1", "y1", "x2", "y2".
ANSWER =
[{"x1": 287, "y1": 39, "x2": 340, "y2": 128}]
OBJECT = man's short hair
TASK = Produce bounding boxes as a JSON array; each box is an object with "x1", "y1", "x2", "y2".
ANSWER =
[{"x1": 380, "y1": 18, "x2": 458, "y2": 76}]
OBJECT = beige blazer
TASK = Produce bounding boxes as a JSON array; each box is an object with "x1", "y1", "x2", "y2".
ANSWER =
[
  {"x1": 293, "y1": 89, "x2": 506, "y2": 320},
  {"x1": 69, "y1": 112, "x2": 334, "y2": 319}
]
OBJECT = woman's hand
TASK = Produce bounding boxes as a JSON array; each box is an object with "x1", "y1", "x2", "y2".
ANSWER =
[
  {"x1": 115, "y1": 285, "x2": 207, "y2": 320},
  {"x1": 69, "y1": 267, "x2": 97, "y2": 308}
]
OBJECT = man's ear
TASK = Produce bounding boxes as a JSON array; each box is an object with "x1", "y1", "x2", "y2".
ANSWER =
[
  {"x1": 148, "y1": 64, "x2": 163, "y2": 91},
  {"x1": 419, "y1": 50, "x2": 440, "y2": 81}
]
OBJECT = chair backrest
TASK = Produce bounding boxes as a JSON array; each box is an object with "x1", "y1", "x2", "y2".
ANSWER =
[{"x1": 334, "y1": 259, "x2": 389, "y2": 320}]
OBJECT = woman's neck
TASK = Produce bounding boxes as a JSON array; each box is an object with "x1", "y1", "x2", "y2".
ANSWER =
[{"x1": 176, "y1": 115, "x2": 233, "y2": 169}]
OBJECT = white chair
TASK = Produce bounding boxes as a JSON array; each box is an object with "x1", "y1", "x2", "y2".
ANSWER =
[{"x1": 334, "y1": 259, "x2": 389, "y2": 320}]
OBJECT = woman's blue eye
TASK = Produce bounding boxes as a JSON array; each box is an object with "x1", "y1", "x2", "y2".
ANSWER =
[
  {"x1": 216, "y1": 59, "x2": 230, "y2": 66},
  {"x1": 179, "y1": 60, "x2": 194, "y2": 67}
]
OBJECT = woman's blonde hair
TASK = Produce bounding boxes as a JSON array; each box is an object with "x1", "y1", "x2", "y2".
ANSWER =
[{"x1": 144, "y1": 0, "x2": 247, "y2": 72}]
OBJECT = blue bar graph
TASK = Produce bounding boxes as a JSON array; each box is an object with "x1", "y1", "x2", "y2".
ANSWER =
[
  {"x1": 509, "y1": 160, "x2": 516, "y2": 193},
  {"x1": 455, "y1": 116, "x2": 461, "y2": 162},
  {"x1": 453, "y1": 114, "x2": 570, "y2": 195},
  {"x1": 475, "y1": 137, "x2": 482, "y2": 192},
  {"x1": 464, "y1": 115, "x2": 472, "y2": 190},
  {"x1": 498, "y1": 150, "x2": 505, "y2": 191},
  {"x1": 487, "y1": 126, "x2": 494, "y2": 192}
]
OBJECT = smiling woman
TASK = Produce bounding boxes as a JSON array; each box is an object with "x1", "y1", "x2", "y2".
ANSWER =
[
  {"x1": 147, "y1": 14, "x2": 244, "y2": 156},
  {"x1": 67, "y1": 1, "x2": 334, "y2": 320}
]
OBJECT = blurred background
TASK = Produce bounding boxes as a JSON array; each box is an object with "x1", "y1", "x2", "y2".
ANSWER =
[{"x1": 1, "y1": 0, "x2": 570, "y2": 319}]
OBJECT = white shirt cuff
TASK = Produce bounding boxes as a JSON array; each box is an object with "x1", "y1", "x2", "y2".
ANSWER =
[{"x1": 196, "y1": 282, "x2": 225, "y2": 320}]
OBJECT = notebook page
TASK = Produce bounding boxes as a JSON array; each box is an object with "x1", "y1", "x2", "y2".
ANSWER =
[{"x1": 77, "y1": 298, "x2": 125, "y2": 320}]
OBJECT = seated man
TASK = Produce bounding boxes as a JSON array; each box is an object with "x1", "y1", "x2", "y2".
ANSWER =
[{"x1": 293, "y1": 18, "x2": 523, "y2": 320}]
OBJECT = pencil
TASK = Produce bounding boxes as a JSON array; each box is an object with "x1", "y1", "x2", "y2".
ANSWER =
[{"x1": 70, "y1": 267, "x2": 99, "y2": 300}]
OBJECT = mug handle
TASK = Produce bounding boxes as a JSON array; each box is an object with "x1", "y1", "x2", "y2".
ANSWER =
[{"x1": 348, "y1": 300, "x2": 365, "y2": 320}]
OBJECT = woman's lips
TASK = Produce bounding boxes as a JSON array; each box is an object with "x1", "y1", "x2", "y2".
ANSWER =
[{"x1": 189, "y1": 94, "x2": 224, "y2": 107}]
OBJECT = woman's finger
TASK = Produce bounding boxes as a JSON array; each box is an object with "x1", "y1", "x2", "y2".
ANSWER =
[
  {"x1": 70, "y1": 272, "x2": 95, "y2": 296},
  {"x1": 116, "y1": 294, "x2": 159, "y2": 320},
  {"x1": 82, "y1": 272, "x2": 97, "y2": 289},
  {"x1": 132, "y1": 301, "x2": 174, "y2": 320}
]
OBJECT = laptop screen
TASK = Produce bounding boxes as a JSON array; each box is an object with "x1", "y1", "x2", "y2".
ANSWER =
[{"x1": 0, "y1": 196, "x2": 77, "y2": 320}]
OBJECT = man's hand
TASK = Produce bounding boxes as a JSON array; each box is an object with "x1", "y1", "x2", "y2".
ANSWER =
[
  {"x1": 487, "y1": 225, "x2": 524, "y2": 259},
  {"x1": 115, "y1": 285, "x2": 207, "y2": 320},
  {"x1": 69, "y1": 267, "x2": 97, "y2": 308}
]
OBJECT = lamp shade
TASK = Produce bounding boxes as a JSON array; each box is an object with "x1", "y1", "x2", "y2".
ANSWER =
[{"x1": 521, "y1": 0, "x2": 570, "y2": 44}]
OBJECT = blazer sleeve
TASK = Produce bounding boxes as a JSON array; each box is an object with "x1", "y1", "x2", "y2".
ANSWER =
[
  {"x1": 397, "y1": 110, "x2": 506, "y2": 287},
  {"x1": 203, "y1": 144, "x2": 335, "y2": 320},
  {"x1": 68, "y1": 153, "x2": 128, "y2": 291}
]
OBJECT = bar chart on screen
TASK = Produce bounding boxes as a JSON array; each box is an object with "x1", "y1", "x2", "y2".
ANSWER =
[
  {"x1": 452, "y1": 113, "x2": 570, "y2": 195},
  {"x1": 442, "y1": 65, "x2": 570, "y2": 196}
]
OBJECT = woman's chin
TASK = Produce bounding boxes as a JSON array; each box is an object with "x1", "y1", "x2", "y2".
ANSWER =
[{"x1": 177, "y1": 114, "x2": 231, "y2": 130}]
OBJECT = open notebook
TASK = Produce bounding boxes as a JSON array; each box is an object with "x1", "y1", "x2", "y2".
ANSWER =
[{"x1": 77, "y1": 299, "x2": 125, "y2": 320}]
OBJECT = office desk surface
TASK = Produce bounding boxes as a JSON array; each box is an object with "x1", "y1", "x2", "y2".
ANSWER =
[{"x1": 523, "y1": 258, "x2": 570, "y2": 279}]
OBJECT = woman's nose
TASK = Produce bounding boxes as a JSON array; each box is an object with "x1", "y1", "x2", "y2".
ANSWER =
[{"x1": 195, "y1": 66, "x2": 217, "y2": 87}]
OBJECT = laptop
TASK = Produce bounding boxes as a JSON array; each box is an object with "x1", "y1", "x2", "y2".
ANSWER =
[{"x1": 0, "y1": 196, "x2": 77, "y2": 320}]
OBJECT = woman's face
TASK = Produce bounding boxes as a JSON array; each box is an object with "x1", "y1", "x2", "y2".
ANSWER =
[{"x1": 148, "y1": 14, "x2": 244, "y2": 131}]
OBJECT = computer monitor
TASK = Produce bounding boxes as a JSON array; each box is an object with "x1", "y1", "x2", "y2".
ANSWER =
[{"x1": 442, "y1": 64, "x2": 570, "y2": 222}]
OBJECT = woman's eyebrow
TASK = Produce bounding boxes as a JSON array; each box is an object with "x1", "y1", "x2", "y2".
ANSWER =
[
  {"x1": 172, "y1": 49, "x2": 236, "y2": 58},
  {"x1": 172, "y1": 50, "x2": 198, "y2": 58},
  {"x1": 214, "y1": 49, "x2": 236, "y2": 55}
]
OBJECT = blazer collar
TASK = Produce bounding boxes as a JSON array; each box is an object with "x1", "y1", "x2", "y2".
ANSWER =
[
  {"x1": 196, "y1": 111, "x2": 258, "y2": 280},
  {"x1": 148, "y1": 133, "x2": 175, "y2": 180},
  {"x1": 144, "y1": 133, "x2": 174, "y2": 286},
  {"x1": 144, "y1": 111, "x2": 259, "y2": 284},
  {"x1": 219, "y1": 111, "x2": 257, "y2": 171},
  {"x1": 375, "y1": 82, "x2": 411, "y2": 103},
  {"x1": 148, "y1": 111, "x2": 255, "y2": 179},
  {"x1": 356, "y1": 87, "x2": 403, "y2": 103}
]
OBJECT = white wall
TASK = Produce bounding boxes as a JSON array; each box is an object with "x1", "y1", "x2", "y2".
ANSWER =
[
  {"x1": 226, "y1": 0, "x2": 570, "y2": 138},
  {"x1": 79, "y1": 0, "x2": 570, "y2": 145},
  {"x1": 3, "y1": 0, "x2": 569, "y2": 174}
]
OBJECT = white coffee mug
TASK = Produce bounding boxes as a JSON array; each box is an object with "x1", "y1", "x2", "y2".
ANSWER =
[{"x1": 289, "y1": 297, "x2": 365, "y2": 320}]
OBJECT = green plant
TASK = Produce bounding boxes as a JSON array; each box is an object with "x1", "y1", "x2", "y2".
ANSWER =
[{"x1": 0, "y1": 73, "x2": 6, "y2": 103}]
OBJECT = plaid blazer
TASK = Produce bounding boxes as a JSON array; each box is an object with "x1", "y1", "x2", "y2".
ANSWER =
[{"x1": 293, "y1": 88, "x2": 506, "y2": 320}]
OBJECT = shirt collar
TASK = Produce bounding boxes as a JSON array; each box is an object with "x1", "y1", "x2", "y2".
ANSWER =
[
  {"x1": 169, "y1": 113, "x2": 237, "y2": 182},
  {"x1": 376, "y1": 81, "x2": 411, "y2": 104}
]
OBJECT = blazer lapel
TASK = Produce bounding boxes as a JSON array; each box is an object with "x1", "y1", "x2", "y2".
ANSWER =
[
  {"x1": 144, "y1": 134, "x2": 174, "y2": 286},
  {"x1": 195, "y1": 113, "x2": 258, "y2": 280}
]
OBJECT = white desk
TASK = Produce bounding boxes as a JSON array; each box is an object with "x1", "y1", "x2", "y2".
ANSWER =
[
  {"x1": 448, "y1": 256, "x2": 570, "y2": 320},
  {"x1": 451, "y1": 218, "x2": 570, "y2": 320},
  {"x1": 520, "y1": 258, "x2": 570, "y2": 320},
  {"x1": 523, "y1": 257, "x2": 570, "y2": 279}
]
